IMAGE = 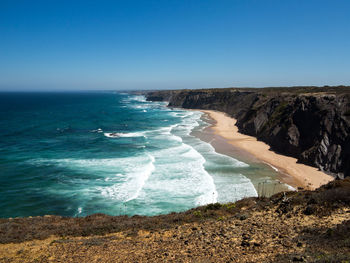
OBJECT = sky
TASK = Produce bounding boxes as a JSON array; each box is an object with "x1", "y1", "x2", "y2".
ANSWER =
[{"x1": 0, "y1": 0, "x2": 349, "y2": 90}]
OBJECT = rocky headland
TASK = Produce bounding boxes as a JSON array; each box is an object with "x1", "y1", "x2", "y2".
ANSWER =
[{"x1": 146, "y1": 86, "x2": 350, "y2": 179}]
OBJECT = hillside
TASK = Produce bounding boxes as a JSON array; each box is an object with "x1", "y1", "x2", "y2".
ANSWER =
[
  {"x1": 1, "y1": 178, "x2": 350, "y2": 262},
  {"x1": 146, "y1": 86, "x2": 350, "y2": 178}
]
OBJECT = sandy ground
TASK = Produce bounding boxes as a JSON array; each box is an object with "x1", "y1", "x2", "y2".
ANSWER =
[
  {"x1": 201, "y1": 110, "x2": 334, "y2": 190},
  {"x1": 1, "y1": 178, "x2": 349, "y2": 262},
  {"x1": 1, "y1": 190, "x2": 349, "y2": 262}
]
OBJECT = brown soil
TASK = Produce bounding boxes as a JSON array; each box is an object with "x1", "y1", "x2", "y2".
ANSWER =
[{"x1": 1, "y1": 179, "x2": 350, "y2": 262}]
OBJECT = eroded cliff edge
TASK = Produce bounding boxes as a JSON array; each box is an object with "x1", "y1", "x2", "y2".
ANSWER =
[{"x1": 146, "y1": 86, "x2": 350, "y2": 178}]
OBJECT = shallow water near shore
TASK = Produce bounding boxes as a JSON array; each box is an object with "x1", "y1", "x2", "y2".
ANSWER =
[{"x1": 0, "y1": 92, "x2": 290, "y2": 218}]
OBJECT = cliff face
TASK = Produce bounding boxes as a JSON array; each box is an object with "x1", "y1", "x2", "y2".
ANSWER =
[{"x1": 146, "y1": 87, "x2": 350, "y2": 178}]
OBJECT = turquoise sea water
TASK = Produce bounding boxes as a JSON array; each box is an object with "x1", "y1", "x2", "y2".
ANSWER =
[{"x1": 0, "y1": 92, "x2": 287, "y2": 218}]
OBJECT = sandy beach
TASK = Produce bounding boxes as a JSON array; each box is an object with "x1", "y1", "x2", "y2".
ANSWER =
[{"x1": 201, "y1": 110, "x2": 334, "y2": 190}]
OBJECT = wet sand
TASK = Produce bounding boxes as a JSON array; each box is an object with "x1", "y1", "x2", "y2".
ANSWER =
[{"x1": 201, "y1": 110, "x2": 334, "y2": 190}]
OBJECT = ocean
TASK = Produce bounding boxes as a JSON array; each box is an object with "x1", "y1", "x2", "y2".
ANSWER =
[{"x1": 0, "y1": 92, "x2": 290, "y2": 218}]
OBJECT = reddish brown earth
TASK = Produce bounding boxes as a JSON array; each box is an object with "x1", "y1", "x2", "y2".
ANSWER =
[{"x1": 1, "y1": 179, "x2": 350, "y2": 262}]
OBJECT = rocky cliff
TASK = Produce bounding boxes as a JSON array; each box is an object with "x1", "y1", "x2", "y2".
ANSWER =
[{"x1": 146, "y1": 86, "x2": 350, "y2": 178}]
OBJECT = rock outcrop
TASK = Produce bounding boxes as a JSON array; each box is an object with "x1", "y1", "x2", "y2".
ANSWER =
[{"x1": 146, "y1": 86, "x2": 350, "y2": 178}]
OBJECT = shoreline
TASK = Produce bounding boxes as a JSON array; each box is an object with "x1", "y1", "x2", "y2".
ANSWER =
[{"x1": 200, "y1": 110, "x2": 334, "y2": 190}]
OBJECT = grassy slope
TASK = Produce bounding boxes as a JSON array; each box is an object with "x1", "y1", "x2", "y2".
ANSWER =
[{"x1": 1, "y1": 179, "x2": 350, "y2": 262}]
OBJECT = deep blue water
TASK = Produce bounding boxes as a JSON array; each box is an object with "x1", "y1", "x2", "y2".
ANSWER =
[{"x1": 0, "y1": 92, "x2": 264, "y2": 218}]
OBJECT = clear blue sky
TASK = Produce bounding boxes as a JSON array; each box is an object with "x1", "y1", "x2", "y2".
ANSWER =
[{"x1": 1, "y1": 0, "x2": 349, "y2": 90}]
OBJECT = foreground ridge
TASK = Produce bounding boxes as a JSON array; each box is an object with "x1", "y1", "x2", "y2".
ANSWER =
[{"x1": 1, "y1": 178, "x2": 350, "y2": 262}]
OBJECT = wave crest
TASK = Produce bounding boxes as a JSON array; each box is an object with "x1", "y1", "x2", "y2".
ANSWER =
[{"x1": 104, "y1": 132, "x2": 146, "y2": 138}]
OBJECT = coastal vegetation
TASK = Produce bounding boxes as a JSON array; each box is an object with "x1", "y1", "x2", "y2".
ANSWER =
[{"x1": 1, "y1": 178, "x2": 349, "y2": 262}]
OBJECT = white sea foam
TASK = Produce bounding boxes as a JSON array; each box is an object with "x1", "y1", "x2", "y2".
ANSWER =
[
  {"x1": 170, "y1": 111, "x2": 195, "y2": 118},
  {"x1": 35, "y1": 99, "x2": 257, "y2": 215},
  {"x1": 141, "y1": 140, "x2": 218, "y2": 206},
  {"x1": 34, "y1": 152, "x2": 157, "y2": 203},
  {"x1": 164, "y1": 108, "x2": 256, "y2": 204},
  {"x1": 122, "y1": 95, "x2": 147, "y2": 103},
  {"x1": 121, "y1": 95, "x2": 168, "y2": 111},
  {"x1": 195, "y1": 141, "x2": 249, "y2": 168},
  {"x1": 91, "y1": 128, "x2": 103, "y2": 133},
  {"x1": 103, "y1": 123, "x2": 182, "y2": 140},
  {"x1": 132, "y1": 95, "x2": 147, "y2": 102},
  {"x1": 99, "y1": 154, "x2": 155, "y2": 202},
  {"x1": 104, "y1": 132, "x2": 146, "y2": 138},
  {"x1": 16, "y1": 94, "x2": 269, "y2": 218},
  {"x1": 163, "y1": 109, "x2": 257, "y2": 205},
  {"x1": 31, "y1": 157, "x2": 136, "y2": 168},
  {"x1": 263, "y1": 161, "x2": 279, "y2": 172},
  {"x1": 151, "y1": 125, "x2": 184, "y2": 143},
  {"x1": 285, "y1": 184, "x2": 297, "y2": 191}
]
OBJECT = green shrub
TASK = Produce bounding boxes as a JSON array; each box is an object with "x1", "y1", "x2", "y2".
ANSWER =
[
  {"x1": 222, "y1": 203, "x2": 236, "y2": 210},
  {"x1": 205, "y1": 203, "x2": 222, "y2": 211},
  {"x1": 193, "y1": 211, "x2": 202, "y2": 218}
]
